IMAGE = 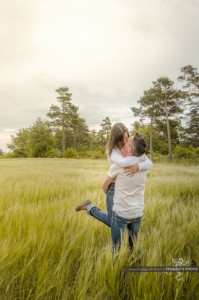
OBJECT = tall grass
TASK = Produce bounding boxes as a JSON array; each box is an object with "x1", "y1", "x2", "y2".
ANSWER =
[{"x1": 0, "y1": 159, "x2": 198, "y2": 299}]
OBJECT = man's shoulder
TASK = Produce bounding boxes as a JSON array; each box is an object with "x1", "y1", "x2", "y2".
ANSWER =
[{"x1": 108, "y1": 163, "x2": 123, "y2": 177}]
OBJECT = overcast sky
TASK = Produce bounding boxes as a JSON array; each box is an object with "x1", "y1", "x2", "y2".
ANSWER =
[{"x1": 0, "y1": 0, "x2": 199, "y2": 151}]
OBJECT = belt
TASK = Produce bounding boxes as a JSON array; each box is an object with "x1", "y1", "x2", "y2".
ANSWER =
[{"x1": 114, "y1": 212, "x2": 142, "y2": 222}]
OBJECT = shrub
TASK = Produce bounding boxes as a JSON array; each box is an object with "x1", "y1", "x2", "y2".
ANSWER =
[
  {"x1": 45, "y1": 149, "x2": 62, "y2": 158},
  {"x1": 64, "y1": 148, "x2": 79, "y2": 158},
  {"x1": 173, "y1": 145, "x2": 198, "y2": 159},
  {"x1": 77, "y1": 150, "x2": 106, "y2": 159},
  {"x1": 1, "y1": 152, "x2": 15, "y2": 158}
]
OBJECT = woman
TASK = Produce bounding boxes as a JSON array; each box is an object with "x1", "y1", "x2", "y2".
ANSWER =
[
  {"x1": 105, "y1": 123, "x2": 130, "y2": 224},
  {"x1": 75, "y1": 122, "x2": 152, "y2": 227}
]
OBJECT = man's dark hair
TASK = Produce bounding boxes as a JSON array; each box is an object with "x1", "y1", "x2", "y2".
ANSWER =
[{"x1": 132, "y1": 133, "x2": 147, "y2": 156}]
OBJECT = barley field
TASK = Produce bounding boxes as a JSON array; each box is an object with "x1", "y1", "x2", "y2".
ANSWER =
[{"x1": 0, "y1": 158, "x2": 198, "y2": 300}]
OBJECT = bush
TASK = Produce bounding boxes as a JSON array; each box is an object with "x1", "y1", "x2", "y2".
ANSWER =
[
  {"x1": 64, "y1": 148, "x2": 79, "y2": 158},
  {"x1": 89, "y1": 150, "x2": 106, "y2": 159},
  {"x1": 45, "y1": 149, "x2": 62, "y2": 158},
  {"x1": 173, "y1": 145, "x2": 198, "y2": 159},
  {"x1": 77, "y1": 150, "x2": 106, "y2": 159},
  {"x1": 152, "y1": 152, "x2": 168, "y2": 162},
  {"x1": 1, "y1": 152, "x2": 16, "y2": 158}
]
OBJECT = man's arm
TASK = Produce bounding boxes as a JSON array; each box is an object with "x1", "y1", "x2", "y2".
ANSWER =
[
  {"x1": 102, "y1": 176, "x2": 114, "y2": 193},
  {"x1": 101, "y1": 163, "x2": 120, "y2": 193}
]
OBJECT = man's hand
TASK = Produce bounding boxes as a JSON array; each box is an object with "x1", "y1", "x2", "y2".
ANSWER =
[{"x1": 124, "y1": 164, "x2": 139, "y2": 176}]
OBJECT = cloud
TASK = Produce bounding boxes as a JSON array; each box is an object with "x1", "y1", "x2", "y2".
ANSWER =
[
  {"x1": 4, "y1": 129, "x2": 17, "y2": 133},
  {"x1": 0, "y1": 0, "x2": 199, "y2": 151}
]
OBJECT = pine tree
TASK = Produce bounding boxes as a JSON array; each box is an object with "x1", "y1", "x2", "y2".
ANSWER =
[
  {"x1": 47, "y1": 87, "x2": 74, "y2": 156},
  {"x1": 131, "y1": 88, "x2": 163, "y2": 160},
  {"x1": 98, "y1": 117, "x2": 112, "y2": 146},
  {"x1": 151, "y1": 77, "x2": 183, "y2": 162},
  {"x1": 178, "y1": 65, "x2": 199, "y2": 147}
]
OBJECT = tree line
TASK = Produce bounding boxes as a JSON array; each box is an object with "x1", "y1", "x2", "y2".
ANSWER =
[
  {"x1": 4, "y1": 87, "x2": 112, "y2": 159},
  {"x1": 1, "y1": 65, "x2": 198, "y2": 161},
  {"x1": 131, "y1": 65, "x2": 199, "y2": 161}
]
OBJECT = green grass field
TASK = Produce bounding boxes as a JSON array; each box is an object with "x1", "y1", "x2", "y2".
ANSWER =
[{"x1": 0, "y1": 159, "x2": 198, "y2": 299}]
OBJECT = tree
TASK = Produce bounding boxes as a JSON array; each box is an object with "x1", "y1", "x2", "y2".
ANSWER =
[
  {"x1": 178, "y1": 65, "x2": 199, "y2": 147},
  {"x1": 98, "y1": 117, "x2": 112, "y2": 146},
  {"x1": 29, "y1": 118, "x2": 55, "y2": 157},
  {"x1": 130, "y1": 121, "x2": 163, "y2": 156},
  {"x1": 0, "y1": 149, "x2": 3, "y2": 156},
  {"x1": 47, "y1": 87, "x2": 73, "y2": 156},
  {"x1": 7, "y1": 128, "x2": 31, "y2": 157},
  {"x1": 130, "y1": 121, "x2": 150, "y2": 145},
  {"x1": 69, "y1": 104, "x2": 89, "y2": 150},
  {"x1": 131, "y1": 77, "x2": 183, "y2": 161},
  {"x1": 151, "y1": 77, "x2": 183, "y2": 162},
  {"x1": 7, "y1": 119, "x2": 55, "y2": 158},
  {"x1": 155, "y1": 118, "x2": 181, "y2": 152},
  {"x1": 131, "y1": 88, "x2": 163, "y2": 160}
]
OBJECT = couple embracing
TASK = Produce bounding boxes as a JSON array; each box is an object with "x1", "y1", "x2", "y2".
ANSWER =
[{"x1": 75, "y1": 123, "x2": 153, "y2": 253}]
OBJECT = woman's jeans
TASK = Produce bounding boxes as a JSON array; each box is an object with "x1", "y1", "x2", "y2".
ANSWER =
[
  {"x1": 111, "y1": 212, "x2": 142, "y2": 251},
  {"x1": 87, "y1": 183, "x2": 115, "y2": 227}
]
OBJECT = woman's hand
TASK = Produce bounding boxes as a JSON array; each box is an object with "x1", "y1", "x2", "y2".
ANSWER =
[{"x1": 124, "y1": 164, "x2": 139, "y2": 176}]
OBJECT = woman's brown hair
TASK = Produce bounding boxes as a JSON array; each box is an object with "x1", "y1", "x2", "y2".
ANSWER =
[{"x1": 106, "y1": 123, "x2": 129, "y2": 156}]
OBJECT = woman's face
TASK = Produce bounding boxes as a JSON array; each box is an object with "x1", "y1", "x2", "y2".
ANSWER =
[
  {"x1": 123, "y1": 132, "x2": 129, "y2": 145},
  {"x1": 124, "y1": 136, "x2": 133, "y2": 156}
]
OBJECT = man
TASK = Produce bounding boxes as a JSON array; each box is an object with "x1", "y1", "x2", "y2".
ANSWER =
[
  {"x1": 103, "y1": 134, "x2": 148, "y2": 251},
  {"x1": 76, "y1": 133, "x2": 151, "y2": 252}
]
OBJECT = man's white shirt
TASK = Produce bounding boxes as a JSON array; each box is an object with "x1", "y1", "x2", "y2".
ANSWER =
[{"x1": 108, "y1": 161, "x2": 147, "y2": 219}]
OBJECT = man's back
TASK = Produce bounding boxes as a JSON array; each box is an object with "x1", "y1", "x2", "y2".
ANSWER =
[{"x1": 108, "y1": 163, "x2": 147, "y2": 219}]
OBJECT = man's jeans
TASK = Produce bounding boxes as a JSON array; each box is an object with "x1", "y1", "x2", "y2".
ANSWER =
[
  {"x1": 87, "y1": 183, "x2": 115, "y2": 227},
  {"x1": 111, "y1": 212, "x2": 142, "y2": 251}
]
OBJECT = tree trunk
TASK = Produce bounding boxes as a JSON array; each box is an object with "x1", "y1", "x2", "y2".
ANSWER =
[
  {"x1": 164, "y1": 99, "x2": 172, "y2": 162},
  {"x1": 150, "y1": 117, "x2": 153, "y2": 160},
  {"x1": 73, "y1": 134, "x2": 77, "y2": 149},
  {"x1": 62, "y1": 125, "x2": 65, "y2": 157}
]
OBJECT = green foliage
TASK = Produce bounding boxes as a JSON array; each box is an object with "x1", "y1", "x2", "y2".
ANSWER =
[
  {"x1": 64, "y1": 147, "x2": 79, "y2": 158},
  {"x1": 77, "y1": 149, "x2": 106, "y2": 159},
  {"x1": 173, "y1": 145, "x2": 199, "y2": 159},
  {"x1": 47, "y1": 86, "x2": 73, "y2": 156},
  {"x1": 29, "y1": 118, "x2": 55, "y2": 158},
  {"x1": 131, "y1": 77, "x2": 184, "y2": 162},
  {"x1": 131, "y1": 121, "x2": 180, "y2": 156},
  {"x1": 98, "y1": 116, "x2": 112, "y2": 147},
  {"x1": 4, "y1": 70, "x2": 199, "y2": 160},
  {"x1": 87, "y1": 130, "x2": 101, "y2": 151},
  {"x1": 7, "y1": 119, "x2": 55, "y2": 158},
  {"x1": 7, "y1": 128, "x2": 31, "y2": 157},
  {"x1": 47, "y1": 87, "x2": 72, "y2": 127},
  {"x1": 178, "y1": 65, "x2": 199, "y2": 147},
  {"x1": 45, "y1": 149, "x2": 62, "y2": 158},
  {"x1": 47, "y1": 87, "x2": 89, "y2": 155},
  {"x1": 1, "y1": 152, "x2": 15, "y2": 158},
  {"x1": 131, "y1": 121, "x2": 150, "y2": 145}
]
